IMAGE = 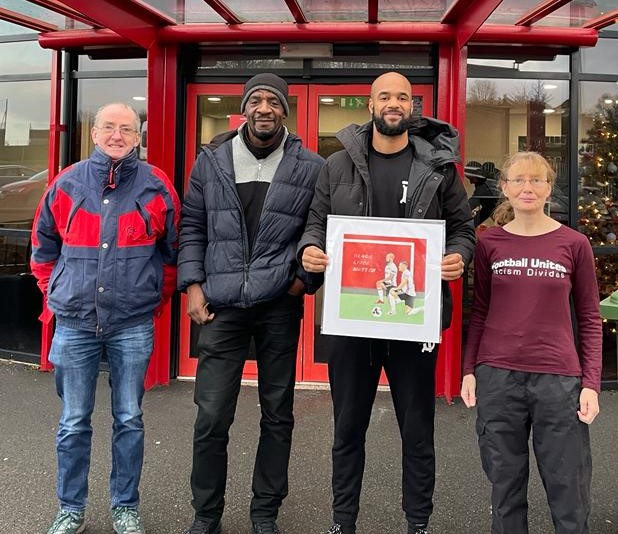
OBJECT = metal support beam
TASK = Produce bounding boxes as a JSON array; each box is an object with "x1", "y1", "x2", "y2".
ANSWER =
[
  {"x1": 203, "y1": 0, "x2": 242, "y2": 25},
  {"x1": 0, "y1": 7, "x2": 56, "y2": 32},
  {"x1": 442, "y1": 0, "x2": 503, "y2": 49},
  {"x1": 284, "y1": 0, "x2": 308, "y2": 24},
  {"x1": 583, "y1": 8, "x2": 618, "y2": 30},
  {"x1": 25, "y1": 0, "x2": 101, "y2": 28},
  {"x1": 516, "y1": 0, "x2": 571, "y2": 26},
  {"x1": 368, "y1": 0, "x2": 378, "y2": 24},
  {"x1": 58, "y1": 0, "x2": 176, "y2": 48}
]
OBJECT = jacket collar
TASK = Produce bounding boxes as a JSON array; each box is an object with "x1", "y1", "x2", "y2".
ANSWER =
[{"x1": 90, "y1": 146, "x2": 139, "y2": 185}]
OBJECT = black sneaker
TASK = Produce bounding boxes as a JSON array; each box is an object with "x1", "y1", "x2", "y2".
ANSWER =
[
  {"x1": 408, "y1": 523, "x2": 428, "y2": 534},
  {"x1": 251, "y1": 521, "x2": 280, "y2": 534},
  {"x1": 183, "y1": 518, "x2": 222, "y2": 534},
  {"x1": 323, "y1": 524, "x2": 356, "y2": 534}
]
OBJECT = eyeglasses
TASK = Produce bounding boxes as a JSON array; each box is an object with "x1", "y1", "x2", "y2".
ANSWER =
[
  {"x1": 96, "y1": 125, "x2": 138, "y2": 136},
  {"x1": 504, "y1": 178, "x2": 549, "y2": 189}
]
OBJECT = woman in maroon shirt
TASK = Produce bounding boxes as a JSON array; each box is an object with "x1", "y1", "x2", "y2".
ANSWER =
[{"x1": 461, "y1": 152, "x2": 602, "y2": 534}]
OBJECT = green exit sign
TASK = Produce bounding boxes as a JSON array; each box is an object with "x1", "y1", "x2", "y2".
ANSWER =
[{"x1": 340, "y1": 97, "x2": 368, "y2": 109}]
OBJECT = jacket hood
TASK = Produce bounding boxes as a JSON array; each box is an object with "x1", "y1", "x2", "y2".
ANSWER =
[{"x1": 336, "y1": 116, "x2": 460, "y2": 167}]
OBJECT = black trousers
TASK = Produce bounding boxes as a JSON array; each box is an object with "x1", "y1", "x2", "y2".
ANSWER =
[
  {"x1": 475, "y1": 365, "x2": 592, "y2": 534},
  {"x1": 327, "y1": 336, "x2": 439, "y2": 527},
  {"x1": 190, "y1": 294, "x2": 303, "y2": 523}
]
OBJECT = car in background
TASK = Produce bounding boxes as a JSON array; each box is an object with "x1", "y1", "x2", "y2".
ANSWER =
[
  {"x1": 0, "y1": 164, "x2": 37, "y2": 188},
  {"x1": 0, "y1": 169, "x2": 49, "y2": 227}
]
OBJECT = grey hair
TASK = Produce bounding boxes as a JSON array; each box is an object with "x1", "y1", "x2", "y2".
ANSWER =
[{"x1": 94, "y1": 102, "x2": 141, "y2": 132}]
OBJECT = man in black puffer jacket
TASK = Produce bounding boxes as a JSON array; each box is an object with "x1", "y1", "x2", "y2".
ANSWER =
[
  {"x1": 178, "y1": 73, "x2": 324, "y2": 534},
  {"x1": 299, "y1": 72, "x2": 475, "y2": 534}
]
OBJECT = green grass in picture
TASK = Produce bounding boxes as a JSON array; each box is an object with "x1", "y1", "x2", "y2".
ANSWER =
[{"x1": 338, "y1": 292, "x2": 425, "y2": 324}]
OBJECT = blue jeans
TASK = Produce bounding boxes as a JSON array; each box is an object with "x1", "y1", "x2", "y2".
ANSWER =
[{"x1": 49, "y1": 321, "x2": 154, "y2": 512}]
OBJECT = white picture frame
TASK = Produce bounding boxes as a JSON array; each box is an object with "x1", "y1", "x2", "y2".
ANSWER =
[{"x1": 322, "y1": 215, "x2": 445, "y2": 343}]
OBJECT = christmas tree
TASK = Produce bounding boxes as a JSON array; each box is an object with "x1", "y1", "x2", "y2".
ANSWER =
[{"x1": 578, "y1": 93, "x2": 618, "y2": 248}]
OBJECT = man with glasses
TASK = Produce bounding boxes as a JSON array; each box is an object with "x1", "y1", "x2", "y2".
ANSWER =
[{"x1": 31, "y1": 102, "x2": 180, "y2": 534}]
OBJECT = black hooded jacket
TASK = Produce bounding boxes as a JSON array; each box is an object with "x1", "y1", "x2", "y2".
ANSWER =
[{"x1": 297, "y1": 117, "x2": 475, "y2": 329}]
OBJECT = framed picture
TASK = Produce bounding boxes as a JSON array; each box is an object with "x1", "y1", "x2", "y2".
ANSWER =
[{"x1": 322, "y1": 215, "x2": 445, "y2": 343}]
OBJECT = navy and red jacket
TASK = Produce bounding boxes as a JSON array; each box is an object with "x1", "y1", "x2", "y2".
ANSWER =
[{"x1": 30, "y1": 147, "x2": 180, "y2": 334}]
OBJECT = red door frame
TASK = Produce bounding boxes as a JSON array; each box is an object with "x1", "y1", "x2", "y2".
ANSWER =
[
  {"x1": 302, "y1": 84, "x2": 434, "y2": 382},
  {"x1": 177, "y1": 83, "x2": 309, "y2": 380}
]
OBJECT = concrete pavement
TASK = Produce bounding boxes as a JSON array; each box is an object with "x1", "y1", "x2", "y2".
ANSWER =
[{"x1": 1, "y1": 360, "x2": 616, "y2": 533}]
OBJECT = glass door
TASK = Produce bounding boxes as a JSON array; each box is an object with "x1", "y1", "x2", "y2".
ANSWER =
[
  {"x1": 301, "y1": 84, "x2": 434, "y2": 382},
  {"x1": 177, "y1": 83, "x2": 308, "y2": 378}
]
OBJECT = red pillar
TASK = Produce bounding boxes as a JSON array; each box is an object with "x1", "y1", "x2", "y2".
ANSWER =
[
  {"x1": 144, "y1": 43, "x2": 178, "y2": 389},
  {"x1": 435, "y1": 43, "x2": 469, "y2": 403},
  {"x1": 39, "y1": 49, "x2": 63, "y2": 372}
]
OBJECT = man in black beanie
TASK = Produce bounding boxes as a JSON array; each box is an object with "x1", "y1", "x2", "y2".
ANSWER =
[{"x1": 178, "y1": 73, "x2": 324, "y2": 534}]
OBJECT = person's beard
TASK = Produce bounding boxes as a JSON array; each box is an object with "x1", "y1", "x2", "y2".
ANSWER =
[
  {"x1": 247, "y1": 115, "x2": 280, "y2": 141},
  {"x1": 373, "y1": 110, "x2": 414, "y2": 136}
]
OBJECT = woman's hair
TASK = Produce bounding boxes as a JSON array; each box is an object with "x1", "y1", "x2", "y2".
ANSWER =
[{"x1": 492, "y1": 151, "x2": 557, "y2": 226}]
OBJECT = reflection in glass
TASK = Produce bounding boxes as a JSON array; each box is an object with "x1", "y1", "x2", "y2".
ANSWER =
[
  {"x1": 0, "y1": 41, "x2": 51, "y2": 76},
  {"x1": 577, "y1": 83, "x2": 618, "y2": 247},
  {"x1": 465, "y1": 77, "x2": 569, "y2": 228},
  {"x1": 580, "y1": 38, "x2": 618, "y2": 75},
  {"x1": 77, "y1": 56, "x2": 147, "y2": 72}
]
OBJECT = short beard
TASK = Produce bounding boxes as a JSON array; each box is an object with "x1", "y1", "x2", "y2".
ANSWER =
[
  {"x1": 247, "y1": 120, "x2": 279, "y2": 141},
  {"x1": 373, "y1": 112, "x2": 415, "y2": 136}
]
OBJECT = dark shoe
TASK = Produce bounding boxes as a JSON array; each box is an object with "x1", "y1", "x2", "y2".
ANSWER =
[
  {"x1": 323, "y1": 524, "x2": 355, "y2": 534},
  {"x1": 183, "y1": 518, "x2": 222, "y2": 534},
  {"x1": 408, "y1": 523, "x2": 428, "y2": 534},
  {"x1": 252, "y1": 521, "x2": 280, "y2": 534}
]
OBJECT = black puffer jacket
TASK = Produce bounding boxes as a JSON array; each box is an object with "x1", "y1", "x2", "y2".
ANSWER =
[
  {"x1": 178, "y1": 130, "x2": 324, "y2": 308},
  {"x1": 297, "y1": 117, "x2": 475, "y2": 329}
]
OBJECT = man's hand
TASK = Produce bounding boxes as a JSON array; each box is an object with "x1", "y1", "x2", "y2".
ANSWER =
[
  {"x1": 461, "y1": 373, "x2": 477, "y2": 408},
  {"x1": 302, "y1": 245, "x2": 329, "y2": 273},
  {"x1": 441, "y1": 252, "x2": 464, "y2": 281},
  {"x1": 577, "y1": 387, "x2": 600, "y2": 424},
  {"x1": 186, "y1": 283, "x2": 215, "y2": 325}
]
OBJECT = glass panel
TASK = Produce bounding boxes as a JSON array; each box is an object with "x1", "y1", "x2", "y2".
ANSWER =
[
  {"x1": 577, "y1": 82, "x2": 618, "y2": 248},
  {"x1": 298, "y1": 0, "x2": 367, "y2": 22},
  {"x1": 468, "y1": 56, "x2": 570, "y2": 73},
  {"x1": 198, "y1": 58, "x2": 303, "y2": 71},
  {"x1": 222, "y1": 0, "x2": 293, "y2": 22},
  {"x1": 486, "y1": 0, "x2": 602, "y2": 26},
  {"x1": 184, "y1": 0, "x2": 225, "y2": 23},
  {"x1": 75, "y1": 78, "x2": 147, "y2": 161},
  {"x1": 78, "y1": 56, "x2": 147, "y2": 72},
  {"x1": 0, "y1": 41, "x2": 51, "y2": 75},
  {"x1": 379, "y1": 0, "x2": 455, "y2": 22},
  {"x1": 0, "y1": 0, "x2": 88, "y2": 30},
  {"x1": 580, "y1": 38, "x2": 618, "y2": 75},
  {"x1": 0, "y1": 19, "x2": 36, "y2": 36},
  {"x1": 0, "y1": 79, "x2": 49, "y2": 356}
]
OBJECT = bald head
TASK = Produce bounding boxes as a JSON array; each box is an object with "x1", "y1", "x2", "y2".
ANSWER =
[{"x1": 370, "y1": 71, "x2": 412, "y2": 99}]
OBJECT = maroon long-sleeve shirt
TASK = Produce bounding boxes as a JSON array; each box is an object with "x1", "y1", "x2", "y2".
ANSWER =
[{"x1": 463, "y1": 225, "x2": 602, "y2": 392}]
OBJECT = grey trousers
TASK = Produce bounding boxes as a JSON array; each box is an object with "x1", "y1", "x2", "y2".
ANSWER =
[{"x1": 475, "y1": 364, "x2": 592, "y2": 534}]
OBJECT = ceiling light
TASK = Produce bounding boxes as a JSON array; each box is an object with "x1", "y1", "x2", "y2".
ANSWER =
[
  {"x1": 320, "y1": 97, "x2": 335, "y2": 104},
  {"x1": 604, "y1": 99, "x2": 614, "y2": 104},
  {"x1": 132, "y1": 96, "x2": 146, "y2": 101},
  {"x1": 208, "y1": 97, "x2": 222, "y2": 103},
  {"x1": 543, "y1": 84, "x2": 557, "y2": 90},
  {"x1": 543, "y1": 108, "x2": 556, "y2": 114}
]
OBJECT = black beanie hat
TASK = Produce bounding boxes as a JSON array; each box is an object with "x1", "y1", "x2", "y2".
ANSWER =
[{"x1": 240, "y1": 73, "x2": 289, "y2": 116}]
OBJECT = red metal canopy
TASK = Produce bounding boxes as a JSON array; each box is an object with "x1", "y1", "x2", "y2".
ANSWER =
[{"x1": 1, "y1": 0, "x2": 614, "y2": 50}]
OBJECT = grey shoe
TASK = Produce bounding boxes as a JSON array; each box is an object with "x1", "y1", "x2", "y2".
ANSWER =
[
  {"x1": 183, "y1": 518, "x2": 222, "y2": 534},
  {"x1": 252, "y1": 522, "x2": 280, "y2": 534},
  {"x1": 323, "y1": 524, "x2": 355, "y2": 534},
  {"x1": 47, "y1": 510, "x2": 86, "y2": 534},
  {"x1": 111, "y1": 506, "x2": 145, "y2": 534}
]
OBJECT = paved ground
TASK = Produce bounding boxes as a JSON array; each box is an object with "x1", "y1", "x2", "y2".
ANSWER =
[{"x1": 1, "y1": 359, "x2": 616, "y2": 534}]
